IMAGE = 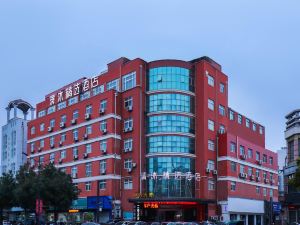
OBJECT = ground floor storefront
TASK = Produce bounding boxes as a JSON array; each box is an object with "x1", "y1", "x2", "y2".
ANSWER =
[{"x1": 129, "y1": 198, "x2": 215, "y2": 222}]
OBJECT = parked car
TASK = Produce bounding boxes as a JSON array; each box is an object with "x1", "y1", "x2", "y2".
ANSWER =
[
  {"x1": 115, "y1": 221, "x2": 131, "y2": 225},
  {"x1": 216, "y1": 221, "x2": 244, "y2": 225}
]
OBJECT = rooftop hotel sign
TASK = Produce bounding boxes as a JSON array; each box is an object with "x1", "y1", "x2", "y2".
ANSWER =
[{"x1": 49, "y1": 76, "x2": 99, "y2": 106}]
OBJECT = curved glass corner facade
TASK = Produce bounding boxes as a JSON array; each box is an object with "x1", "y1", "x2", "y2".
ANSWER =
[
  {"x1": 146, "y1": 66, "x2": 195, "y2": 198},
  {"x1": 148, "y1": 67, "x2": 194, "y2": 92},
  {"x1": 147, "y1": 157, "x2": 195, "y2": 198},
  {"x1": 148, "y1": 93, "x2": 195, "y2": 114},
  {"x1": 147, "y1": 135, "x2": 195, "y2": 154}
]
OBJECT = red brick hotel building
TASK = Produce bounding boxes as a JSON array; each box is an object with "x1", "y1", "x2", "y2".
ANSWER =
[{"x1": 27, "y1": 56, "x2": 278, "y2": 225}]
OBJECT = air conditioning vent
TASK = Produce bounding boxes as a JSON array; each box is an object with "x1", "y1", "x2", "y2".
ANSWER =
[
  {"x1": 85, "y1": 113, "x2": 91, "y2": 120},
  {"x1": 71, "y1": 119, "x2": 77, "y2": 125},
  {"x1": 59, "y1": 122, "x2": 65, "y2": 128}
]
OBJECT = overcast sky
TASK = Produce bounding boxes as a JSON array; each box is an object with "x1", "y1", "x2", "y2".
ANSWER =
[{"x1": 1, "y1": 0, "x2": 299, "y2": 152}]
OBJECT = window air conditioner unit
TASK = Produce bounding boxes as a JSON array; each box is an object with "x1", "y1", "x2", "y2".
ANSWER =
[
  {"x1": 205, "y1": 168, "x2": 211, "y2": 173},
  {"x1": 71, "y1": 119, "x2": 77, "y2": 125},
  {"x1": 59, "y1": 122, "x2": 65, "y2": 128},
  {"x1": 73, "y1": 155, "x2": 78, "y2": 160},
  {"x1": 83, "y1": 133, "x2": 88, "y2": 140},
  {"x1": 59, "y1": 158, "x2": 63, "y2": 164},
  {"x1": 243, "y1": 173, "x2": 248, "y2": 178},
  {"x1": 239, "y1": 173, "x2": 245, "y2": 178},
  {"x1": 50, "y1": 143, "x2": 55, "y2": 149},
  {"x1": 213, "y1": 170, "x2": 218, "y2": 175},
  {"x1": 38, "y1": 147, "x2": 42, "y2": 152},
  {"x1": 101, "y1": 148, "x2": 107, "y2": 154},
  {"x1": 48, "y1": 126, "x2": 53, "y2": 132},
  {"x1": 265, "y1": 179, "x2": 269, "y2": 184},
  {"x1": 74, "y1": 137, "x2": 79, "y2": 142},
  {"x1": 256, "y1": 177, "x2": 261, "y2": 182},
  {"x1": 126, "y1": 105, "x2": 133, "y2": 112},
  {"x1": 83, "y1": 153, "x2": 88, "y2": 158},
  {"x1": 59, "y1": 141, "x2": 63, "y2": 146},
  {"x1": 31, "y1": 149, "x2": 35, "y2": 153},
  {"x1": 101, "y1": 169, "x2": 106, "y2": 175},
  {"x1": 72, "y1": 173, "x2": 77, "y2": 179},
  {"x1": 250, "y1": 175, "x2": 255, "y2": 180},
  {"x1": 132, "y1": 162, "x2": 137, "y2": 168},
  {"x1": 85, "y1": 113, "x2": 91, "y2": 120},
  {"x1": 128, "y1": 168, "x2": 132, "y2": 173},
  {"x1": 99, "y1": 108, "x2": 105, "y2": 114},
  {"x1": 102, "y1": 129, "x2": 107, "y2": 134}
]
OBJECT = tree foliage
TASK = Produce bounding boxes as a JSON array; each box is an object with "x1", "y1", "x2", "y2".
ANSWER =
[
  {"x1": 289, "y1": 158, "x2": 300, "y2": 189},
  {"x1": 0, "y1": 171, "x2": 16, "y2": 210}
]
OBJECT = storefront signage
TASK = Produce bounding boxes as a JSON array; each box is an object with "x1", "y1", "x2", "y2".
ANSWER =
[
  {"x1": 141, "y1": 172, "x2": 201, "y2": 181},
  {"x1": 49, "y1": 76, "x2": 99, "y2": 106},
  {"x1": 143, "y1": 201, "x2": 197, "y2": 209},
  {"x1": 273, "y1": 202, "x2": 281, "y2": 214},
  {"x1": 68, "y1": 209, "x2": 79, "y2": 213}
]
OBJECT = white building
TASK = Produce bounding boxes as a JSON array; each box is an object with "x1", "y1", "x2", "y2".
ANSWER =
[{"x1": 1, "y1": 99, "x2": 34, "y2": 175}]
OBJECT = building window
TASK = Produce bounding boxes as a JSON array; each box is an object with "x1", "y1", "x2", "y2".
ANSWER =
[
  {"x1": 85, "y1": 182, "x2": 91, "y2": 191},
  {"x1": 100, "y1": 99, "x2": 107, "y2": 111},
  {"x1": 208, "y1": 140, "x2": 215, "y2": 151},
  {"x1": 219, "y1": 125, "x2": 225, "y2": 134},
  {"x1": 107, "y1": 79, "x2": 120, "y2": 91},
  {"x1": 124, "y1": 138, "x2": 133, "y2": 152},
  {"x1": 263, "y1": 154, "x2": 267, "y2": 163},
  {"x1": 50, "y1": 153, "x2": 55, "y2": 163},
  {"x1": 238, "y1": 115, "x2": 242, "y2": 124},
  {"x1": 207, "y1": 74, "x2": 214, "y2": 87},
  {"x1": 207, "y1": 160, "x2": 215, "y2": 170},
  {"x1": 38, "y1": 110, "x2": 46, "y2": 118},
  {"x1": 270, "y1": 189, "x2": 273, "y2": 197},
  {"x1": 40, "y1": 139, "x2": 44, "y2": 148},
  {"x1": 60, "y1": 150, "x2": 66, "y2": 159},
  {"x1": 248, "y1": 149, "x2": 253, "y2": 158},
  {"x1": 240, "y1": 165, "x2": 245, "y2": 173},
  {"x1": 124, "y1": 178, "x2": 133, "y2": 190},
  {"x1": 124, "y1": 96, "x2": 133, "y2": 110},
  {"x1": 99, "y1": 180, "x2": 106, "y2": 190},
  {"x1": 256, "y1": 186, "x2": 260, "y2": 194},
  {"x1": 208, "y1": 120, "x2": 214, "y2": 131},
  {"x1": 246, "y1": 119, "x2": 250, "y2": 128},
  {"x1": 31, "y1": 126, "x2": 36, "y2": 135},
  {"x1": 256, "y1": 152, "x2": 260, "y2": 161},
  {"x1": 68, "y1": 96, "x2": 78, "y2": 106},
  {"x1": 230, "y1": 142, "x2": 236, "y2": 153},
  {"x1": 50, "y1": 136, "x2": 55, "y2": 147},
  {"x1": 248, "y1": 167, "x2": 253, "y2": 176},
  {"x1": 47, "y1": 106, "x2": 56, "y2": 114},
  {"x1": 100, "y1": 141, "x2": 107, "y2": 152},
  {"x1": 31, "y1": 143, "x2": 35, "y2": 152},
  {"x1": 122, "y1": 72, "x2": 136, "y2": 91},
  {"x1": 86, "y1": 125, "x2": 92, "y2": 135},
  {"x1": 61, "y1": 133, "x2": 66, "y2": 143},
  {"x1": 86, "y1": 163, "x2": 92, "y2": 177},
  {"x1": 60, "y1": 115, "x2": 67, "y2": 123},
  {"x1": 259, "y1": 126, "x2": 264, "y2": 134},
  {"x1": 124, "y1": 118, "x2": 133, "y2": 131},
  {"x1": 263, "y1": 172, "x2": 267, "y2": 180},
  {"x1": 219, "y1": 105, "x2": 225, "y2": 116},
  {"x1": 229, "y1": 110, "x2": 234, "y2": 121},
  {"x1": 269, "y1": 157, "x2": 273, "y2": 165},
  {"x1": 71, "y1": 166, "x2": 77, "y2": 177},
  {"x1": 230, "y1": 161, "x2": 237, "y2": 172},
  {"x1": 240, "y1": 145, "x2": 245, "y2": 155},
  {"x1": 50, "y1": 119, "x2": 55, "y2": 128},
  {"x1": 86, "y1": 105, "x2": 92, "y2": 115},
  {"x1": 208, "y1": 179, "x2": 215, "y2": 190},
  {"x1": 73, "y1": 147, "x2": 78, "y2": 157},
  {"x1": 100, "y1": 160, "x2": 106, "y2": 173},
  {"x1": 256, "y1": 169, "x2": 260, "y2": 178},
  {"x1": 100, "y1": 120, "x2": 107, "y2": 132},
  {"x1": 80, "y1": 91, "x2": 91, "y2": 101},
  {"x1": 92, "y1": 85, "x2": 104, "y2": 96},
  {"x1": 220, "y1": 83, "x2": 225, "y2": 93},
  {"x1": 39, "y1": 156, "x2": 44, "y2": 165},
  {"x1": 73, "y1": 110, "x2": 79, "y2": 120},
  {"x1": 263, "y1": 188, "x2": 267, "y2": 197},
  {"x1": 253, "y1": 123, "x2": 257, "y2": 131},
  {"x1": 124, "y1": 159, "x2": 132, "y2": 170},
  {"x1": 73, "y1": 129, "x2": 78, "y2": 140},
  {"x1": 86, "y1": 144, "x2": 92, "y2": 154},
  {"x1": 208, "y1": 99, "x2": 214, "y2": 111},
  {"x1": 230, "y1": 181, "x2": 236, "y2": 191},
  {"x1": 57, "y1": 101, "x2": 66, "y2": 110},
  {"x1": 40, "y1": 123, "x2": 45, "y2": 132}
]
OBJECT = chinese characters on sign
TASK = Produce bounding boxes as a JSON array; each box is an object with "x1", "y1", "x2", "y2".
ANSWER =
[
  {"x1": 49, "y1": 76, "x2": 99, "y2": 106},
  {"x1": 141, "y1": 172, "x2": 201, "y2": 181}
]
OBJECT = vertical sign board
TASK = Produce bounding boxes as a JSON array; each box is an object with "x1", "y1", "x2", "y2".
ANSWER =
[{"x1": 36, "y1": 199, "x2": 43, "y2": 215}]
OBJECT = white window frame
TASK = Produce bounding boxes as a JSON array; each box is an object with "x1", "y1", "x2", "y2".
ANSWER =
[
  {"x1": 208, "y1": 99, "x2": 214, "y2": 111},
  {"x1": 122, "y1": 72, "x2": 136, "y2": 91},
  {"x1": 207, "y1": 74, "x2": 214, "y2": 87},
  {"x1": 208, "y1": 119, "x2": 214, "y2": 131},
  {"x1": 124, "y1": 178, "x2": 133, "y2": 190},
  {"x1": 208, "y1": 140, "x2": 215, "y2": 151}
]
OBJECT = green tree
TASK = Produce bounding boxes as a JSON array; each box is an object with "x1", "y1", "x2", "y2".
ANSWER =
[
  {"x1": 14, "y1": 164, "x2": 37, "y2": 218},
  {"x1": 0, "y1": 171, "x2": 16, "y2": 223},
  {"x1": 39, "y1": 164, "x2": 79, "y2": 222}
]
